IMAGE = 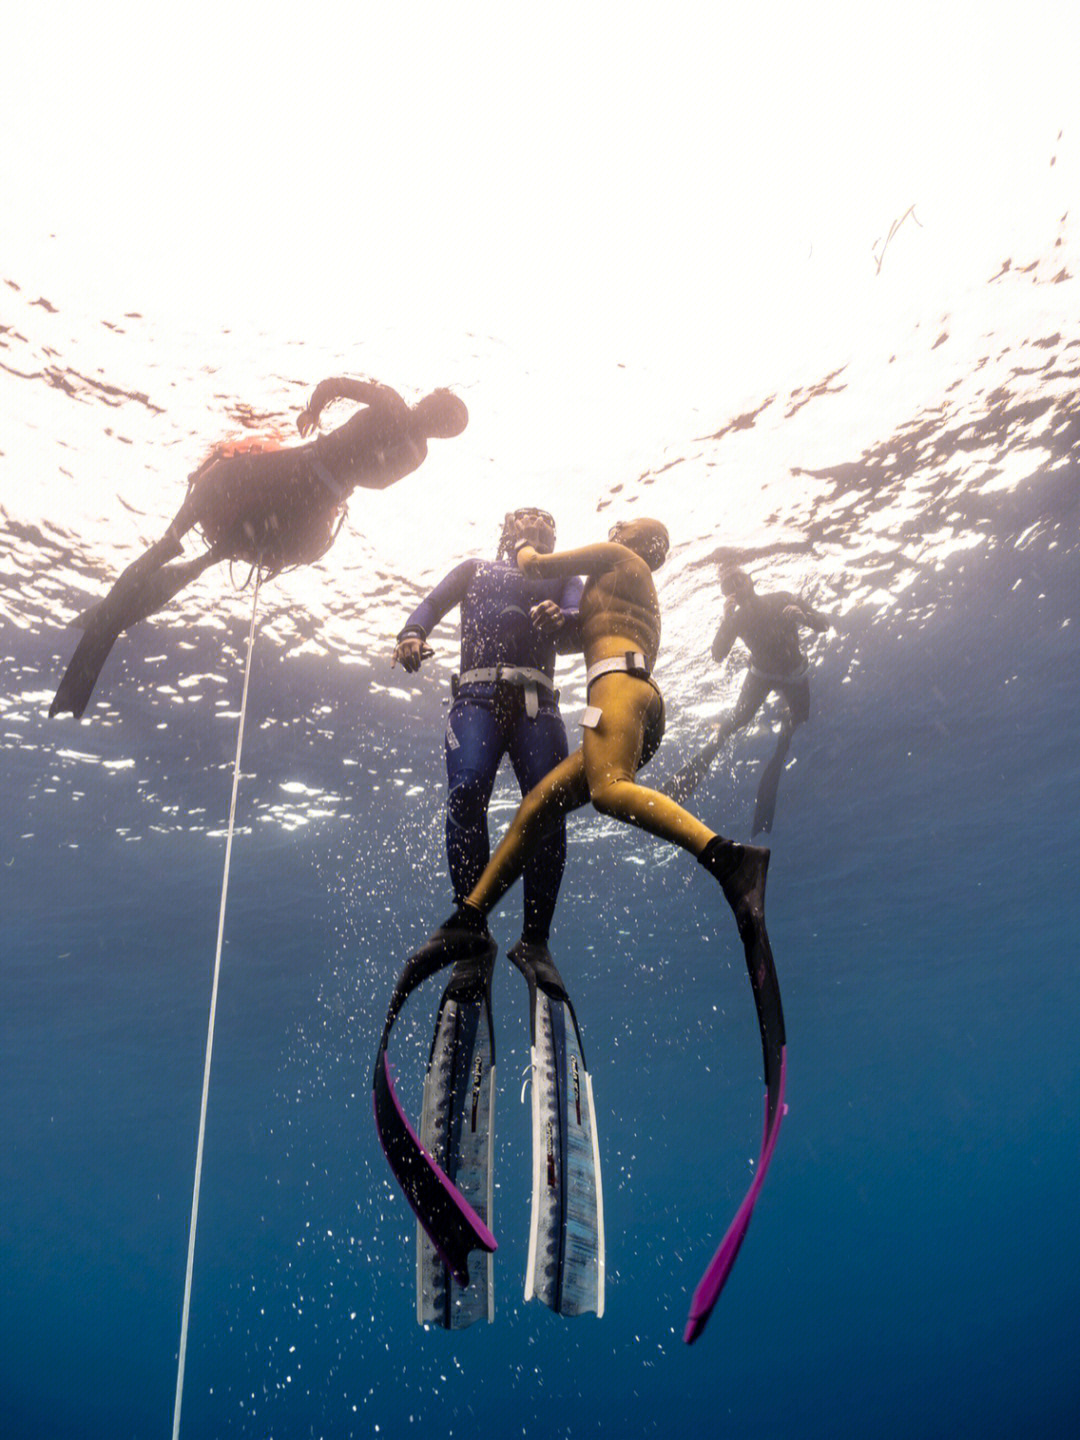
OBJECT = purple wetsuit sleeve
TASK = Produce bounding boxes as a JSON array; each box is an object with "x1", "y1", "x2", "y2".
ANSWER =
[
  {"x1": 554, "y1": 574, "x2": 585, "y2": 652},
  {"x1": 400, "y1": 559, "x2": 478, "y2": 640}
]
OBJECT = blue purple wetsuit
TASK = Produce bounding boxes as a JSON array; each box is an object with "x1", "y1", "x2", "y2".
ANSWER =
[{"x1": 399, "y1": 559, "x2": 583, "y2": 941}]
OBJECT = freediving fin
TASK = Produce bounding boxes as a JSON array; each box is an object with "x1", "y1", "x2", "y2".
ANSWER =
[
  {"x1": 372, "y1": 914, "x2": 499, "y2": 1293},
  {"x1": 509, "y1": 940, "x2": 605, "y2": 1318},
  {"x1": 50, "y1": 533, "x2": 186, "y2": 718},
  {"x1": 751, "y1": 729, "x2": 792, "y2": 837},
  {"x1": 686, "y1": 841, "x2": 787, "y2": 1344},
  {"x1": 416, "y1": 953, "x2": 497, "y2": 1329},
  {"x1": 668, "y1": 733, "x2": 723, "y2": 805}
]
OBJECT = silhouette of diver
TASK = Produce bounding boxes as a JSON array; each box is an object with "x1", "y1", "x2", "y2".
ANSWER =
[
  {"x1": 49, "y1": 378, "x2": 467, "y2": 718},
  {"x1": 670, "y1": 567, "x2": 832, "y2": 833},
  {"x1": 373, "y1": 519, "x2": 787, "y2": 1343}
]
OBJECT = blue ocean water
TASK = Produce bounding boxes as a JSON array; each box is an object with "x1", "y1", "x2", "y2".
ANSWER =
[{"x1": 2, "y1": 243, "x2": 1078, "y2": 1440}]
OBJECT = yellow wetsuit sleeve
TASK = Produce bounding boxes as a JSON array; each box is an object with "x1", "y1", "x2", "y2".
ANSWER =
[{"x1": 517, "y1": 541, "x2": 632, "y2": 579}]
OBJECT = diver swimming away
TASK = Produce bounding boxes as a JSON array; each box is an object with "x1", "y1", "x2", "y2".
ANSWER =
[
  {"x1": 373, "y1": 518, "x2": 787, "y2": 1344},
  {"x1": 392, "y1": 508, "x2": 591, "y2": 1327},
  {"x1": 670, "y1": 566, "x2": 832, "y2": 833},
  {"x1": 49, "y1": 377, "x2": 468, "y2": 719}
]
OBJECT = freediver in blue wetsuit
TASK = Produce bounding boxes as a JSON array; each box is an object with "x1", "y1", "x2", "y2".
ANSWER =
[
  {"x1": 393, "y1": 507, "x2": 582, "y2": 948},
  {"x1": 391, "y1": 507, "x2": 586, "y2": 1329}
]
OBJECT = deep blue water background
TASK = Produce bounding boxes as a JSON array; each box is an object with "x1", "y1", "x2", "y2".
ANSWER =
[
  {"x1": 4, "y1": 528, "x2": 1078, "y2": 1439},
  {"x1": 3, "y1": 242, "x2": 1080, "y2": 1437}
]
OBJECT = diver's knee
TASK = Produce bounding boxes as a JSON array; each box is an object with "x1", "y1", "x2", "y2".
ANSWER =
[
  {"x1": 447, "y1": 773, "x2": 491, "y2": 829},
  {"x1": 589, "y1": 780, "x2": 628, "y2": 820}
]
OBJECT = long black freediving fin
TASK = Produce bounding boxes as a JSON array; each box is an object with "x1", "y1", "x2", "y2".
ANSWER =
[
  {"x1": 686, "y1": 842, "x2": 787, "y2": 1344},
  {"x1": 509, "y1": 939, "x2": 605, "y2": 1318},
  {"x1": 751, "y1": 728, "x2": 793, "y2": 836},
  {"x1": 50, "y1": 533, "x2": 185, "y2": 719},
  {"x1": 416, "y1": 952, "x2": 497, "y2": 1328},
  {"x1": 668, "y1": 732, "x2": 723, "y2": 805},
  {"x1": 372, "y1": 914, "x2": 499, "y2": 1292}
]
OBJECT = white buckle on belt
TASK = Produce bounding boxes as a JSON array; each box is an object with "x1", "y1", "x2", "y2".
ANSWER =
[{"x1": 457, "y1": 665, "x2": 554, "y2": 719}]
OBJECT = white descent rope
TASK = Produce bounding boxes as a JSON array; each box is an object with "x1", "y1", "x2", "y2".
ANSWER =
[{"x1": 172, "y1": 569, "x2": 262, "y2": 1440}]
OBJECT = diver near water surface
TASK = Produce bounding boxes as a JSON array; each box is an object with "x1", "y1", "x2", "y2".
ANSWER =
[
  {"x1": 49, "y1": 377, "x2": 468, "y2": 719},
  {"x1": 373, "y1": 518, "x2": 787, "y2": 1343},
  {"x1": 671, "y1": 566, "x2": 833, "y2": 833}
]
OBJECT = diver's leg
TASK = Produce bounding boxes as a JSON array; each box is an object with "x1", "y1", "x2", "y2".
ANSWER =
[
  {"x1": 751, "y1": 679, "x2": 808, "y2": 836},
  {"x1": 465, "y1": 751, "x2": 590, "y2": 920},
  {"x1": 579, "y1": 675, "x2": 772, "y2": 932},
  {"x1": 670, "y1": 670, "x2": 769, "y2": 803},
  {"x1": 508, "y1": 702, "x2": 570, "y2": 942},
  {"x1": 444, "y1": 698, "x2": 502, "y2": 904},
  {"x1": 583, "y1": 675, "x2": 714, "y2": 854},
  {"x1": 49, "y1": 523, "x2": 204, "y2": 718},
  {"x1": 74, "y1": 546, "x2": 225, "y2": 631},
  {"x1": 716, "y1": 668, "x2": 770, "y2": 741}
]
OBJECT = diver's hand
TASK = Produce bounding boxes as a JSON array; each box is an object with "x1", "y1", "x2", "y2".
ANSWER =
[
  {"x1": 530, "y1": 600, "x2": 565, "y2": 638},
  {"x1": 723, "y1": 596, "x2": 738, "y2": 618},
  {"x1": 392, "y1": 637, "x2": 429, "y2": 672},
  {"x1": 297, "y1": 406, "x2": 318, "y2": 438},
  {"x1": 782, "y1": 604, "x2": 806, "y2": 625}
]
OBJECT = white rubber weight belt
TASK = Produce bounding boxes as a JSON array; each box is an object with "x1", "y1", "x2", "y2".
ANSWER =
[
  {"x1": 457, "y1": 665, "x2": 554, "y2": 719},
  {"x1": 749, "y1": 658, "x2": 809, "y2": 683},
  {"x1": 581, "y1": 652, "x2": 650, "y2": 730}
]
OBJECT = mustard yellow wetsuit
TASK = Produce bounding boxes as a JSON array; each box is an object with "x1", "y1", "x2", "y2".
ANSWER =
[{"x1": 466, "y1": 517, "x2": 716, "y2": 919}]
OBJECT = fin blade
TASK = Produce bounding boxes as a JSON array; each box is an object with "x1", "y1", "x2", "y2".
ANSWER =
[
  {"x1": 373, "y1": 1051, "x2": 496, "y2": 1288},
  {"x1": 683, "y1": 1047, "x2": 787, "y2": 1344},
  {"x1": 752, "y1": 730, "x2": 791, "y2": 836},
  {"x1": 526, "y1": 990, "x2": 604, "y2": 1317},
  {"x1": 668, "y1": 734, "x2": 722, "y2": 805},
  {"x1": 417, "y1": 986, "x2": 496, "y2": 1328}
]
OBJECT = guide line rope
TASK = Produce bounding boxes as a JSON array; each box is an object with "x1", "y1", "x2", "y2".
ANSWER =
[{"x1": 172, "y1": 567, "x2": 262, "y2": 1440}]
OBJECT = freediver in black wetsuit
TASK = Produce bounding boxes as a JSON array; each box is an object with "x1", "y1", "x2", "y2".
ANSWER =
[
  {"x1": 670, "y1": 567, "x2": 833, "y2": 832},
  {"x1": 49, "y1": 378, "x2": 468, "y2": 719}
]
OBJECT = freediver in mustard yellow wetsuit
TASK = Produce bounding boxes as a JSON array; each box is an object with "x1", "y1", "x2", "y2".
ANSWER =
[
  {"x1": 49, "y1": 377, "x2": 468, "y2": 718},
  {"x1": 372, "y1": 517, "x2": 787, "y2": 1344}
]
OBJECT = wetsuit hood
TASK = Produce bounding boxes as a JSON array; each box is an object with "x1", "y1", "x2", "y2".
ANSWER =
[{"x1": 609, "y1": 517, "x2": 669, "y2": 570}]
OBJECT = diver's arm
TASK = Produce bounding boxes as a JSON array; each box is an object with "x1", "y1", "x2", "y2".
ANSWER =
[
  {"x1": 798, "y1": 602, "x2": 832, "y2": 632},
  {"x1": 393, "y1": 560, "x2": 471, "y2": 672},
  {"x1": 298, "y1": 377, "x2": 409, "y2": 435},
  {"x1": 780, "y1": 597, "x2": 830, "y2": 632},
  {"x1": 711, "y1": 608, "x2": 738, "y2": 665},
  {"x1": 397, "y1": 559, "x2": 478, "y2": 644},
  {"x1": 517, "y1": 540, "x2": 632, "y2": 580}
]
